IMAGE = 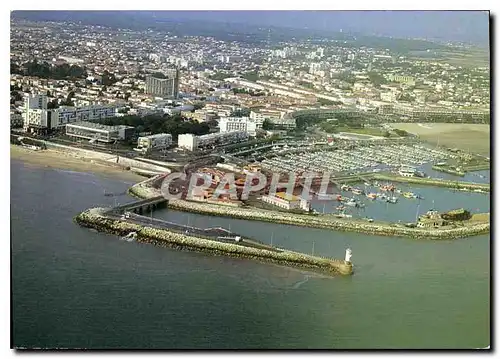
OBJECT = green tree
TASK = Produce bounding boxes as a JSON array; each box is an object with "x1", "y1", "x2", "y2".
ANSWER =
[
  {"x1": 10, "y1": 91, "x2": 23, "y2": 103},
  {"x1": 262, "y1": 119, "x2": 273, "y2": 130}
]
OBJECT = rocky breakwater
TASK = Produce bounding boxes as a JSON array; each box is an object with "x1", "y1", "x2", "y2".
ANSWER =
[
  {"x1": 74, "y1": 208, "x2": 353, "y2": 276},
  {"x1": 127, "y1": 175, "x2": 164, "y2": 199},
  {"x1": 167, "y1": 200, "x2": 489, "y2": 240},
  {"x1": 372, "y1": 174, "x2": 490, "y2": 192}
]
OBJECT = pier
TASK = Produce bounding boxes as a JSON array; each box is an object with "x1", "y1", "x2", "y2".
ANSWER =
[
  {"x1": 75, "y1": 181, "x2": 354, "y2": 276},
  {"x1": 111, "y1": 196, "x2": 167, "y2": 215}
]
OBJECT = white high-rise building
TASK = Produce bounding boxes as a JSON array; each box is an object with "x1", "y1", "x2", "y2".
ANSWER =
[
  {"x1": 145, "y1": 69, "x2": 179, "y2": 98},
  {"x1": 25, "y1": 94, "x2": 48, "y2": 111},
  {"x1": 23, "y1": 94, "x2": 48, "y2": 131}
]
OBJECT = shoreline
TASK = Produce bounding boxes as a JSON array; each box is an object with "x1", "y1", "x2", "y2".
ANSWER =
[{"x1": 10, "y1": 145, "x2": 146, "y2": 182}]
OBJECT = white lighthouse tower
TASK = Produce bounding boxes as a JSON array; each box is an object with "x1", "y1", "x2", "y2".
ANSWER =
[{"x1": 345, "y1": 248, "x2": 352, "y2": 263}]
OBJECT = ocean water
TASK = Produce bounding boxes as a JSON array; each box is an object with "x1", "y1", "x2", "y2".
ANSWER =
[{"x1": 11, "y1": 160, "x2": 490, "y2": 349}]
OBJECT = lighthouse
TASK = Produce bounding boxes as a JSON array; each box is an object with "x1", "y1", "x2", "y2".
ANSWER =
[{"x1": 345, "y1": 248, "x2": 352, "y2": 263}]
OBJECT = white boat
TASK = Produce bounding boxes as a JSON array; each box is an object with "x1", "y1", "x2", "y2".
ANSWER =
[
  {"x1": 386, "y1": 196, "x2": 398, "y2": 204},
  {"x1": 345, "y1": 199, "x2": 358, "y2": 207},
  {"x1": 335, "y1": 212, "x2": 353, "y2": 218}
]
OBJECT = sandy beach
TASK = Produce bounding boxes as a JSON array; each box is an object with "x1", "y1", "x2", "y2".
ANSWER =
[{"x1": 10, "y1": 145, "x2": 146, "y2": 182}]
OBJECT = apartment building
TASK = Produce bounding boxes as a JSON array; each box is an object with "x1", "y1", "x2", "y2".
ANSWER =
[
  {"x1": 249, "y1": 110, "x2": 296, "y2": 130},
  {"x1": 218, "y1": 117, "x2": 259, "y2": 136},
  {"x1": 23, "y1": 94, "x2": 116, "y2": 132},
  {"x1": 66, "y1": 121, "x2": 134, "y2": 143},
  {"x1": 178, "y1": 131, "x2": 249, "y2": 151},
  {"x1": 145, "y1": 69, "x2": 179, "y2": 99},
  {"x1": 388, "y1": 74, "x2": 415, "y2": 86}
]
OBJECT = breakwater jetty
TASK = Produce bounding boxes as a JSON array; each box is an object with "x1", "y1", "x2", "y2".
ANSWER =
[
  {"x1": 167, "y1": 199, "x2": 489, "y2": 240},
  {"x1": 74, "y1": 208, "x2": 353, "y2": 276},
  {"x1": 372, "y1": 174, "x2": 490, "y2": 192},
  {"x1": 124, "y1": 175, "x2": 489, "y2": 240}
]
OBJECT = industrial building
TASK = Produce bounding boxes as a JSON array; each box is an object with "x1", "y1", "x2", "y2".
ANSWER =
[
  {"x1": 66, "y1": 122, "x2": 134, "y2": 143},
  {"x1": 145, "y1": 69, "x2": 179, "y2": 99}
]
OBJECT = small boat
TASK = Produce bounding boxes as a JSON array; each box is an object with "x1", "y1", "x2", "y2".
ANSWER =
[
  {"x1": 352, "y1": 188, "x2": 363, "y2": 195},
  {"x1": 336, "y1": 205, "x2": 346, "y2": 211},
  {"x1": 335, "y1": 212, "x2": 353, "y2": 218},
  {"x1": 364, "y1": 182, "x2": 371, "y2": 187},
  {"x1": 403, "y1": 192, "x2": 416, "y2": 199},
  {"x1": 386, "y1": 196, "x2": 398, "y2": 204},
  {"x1": 344, "y1": 198, "x2": 358, "y2": 206},
  {"x1": 364, "y1": 217, "x2": 374, "y2": 222},
  {"x1": 317, "y1": 193, "x2": 337, "y2": 200},
  {"x1": 366, "y1": 193, "x2": 377, "y2": 200},
  {"x1": 341, "y1": 184, "x2": 351, "y2": 191},
  {"x1": 336, "y1": 195, "x2": 343, "y2": 201},
  {"x1": 380, "y1": 184, "x2": 395, "y2": 192}
]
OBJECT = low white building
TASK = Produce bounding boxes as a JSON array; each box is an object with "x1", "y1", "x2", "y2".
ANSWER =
[
  {"x1": 136, "y1": 133, "x2": 172, "y2": 152},
  {"x1": 178, "y1": 131, "x2": 249, "y2": 151},
  {"x1": 261, "y1": 192, "x2": 311, "y2": 211},
  {"x1": 66, "y1": 122, "x2": 118, "y2": 143},
  {"x1": 218, "y1": 117, "x2": 259, "y2": 136}
]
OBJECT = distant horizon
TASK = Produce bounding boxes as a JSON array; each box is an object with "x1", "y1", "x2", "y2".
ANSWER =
[{"x1": 11, "y1": 10, "x2": 490, "y2": 45}]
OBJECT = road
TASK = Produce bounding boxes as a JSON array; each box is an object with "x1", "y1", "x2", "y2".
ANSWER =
[{"x1": 106, "y1": 212, "x2": 280, "y2": 252}]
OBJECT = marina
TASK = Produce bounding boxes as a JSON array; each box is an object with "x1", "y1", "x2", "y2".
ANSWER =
[
  {"x1": 310, "y1": 182, "x2": 489, "y2": 224},
  {"x1": 259, "y1": 143, "x2": 456, "y2": 176}
]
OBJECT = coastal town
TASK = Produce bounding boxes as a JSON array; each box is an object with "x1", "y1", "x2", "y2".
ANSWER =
[{"x1": 10, "y1": 13, "x2": 491, "y2": 273}]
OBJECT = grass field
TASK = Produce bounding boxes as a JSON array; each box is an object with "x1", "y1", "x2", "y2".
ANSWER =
[
  {"x1": 336, "y1": 126, "x2": 386, "y2": 137},
  {"x1": 409, "y1": 48, "x2": 489, "y2": 68},
  {"x1": 391, "y1": 123, "x2": 490, "y2": 155}
]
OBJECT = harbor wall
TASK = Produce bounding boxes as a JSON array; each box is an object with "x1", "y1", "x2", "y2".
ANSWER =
[
  {"x1": 75, "y1": 208, "x2": 353, "y2": 276},
  {"x1": 126, "y1": 175, "x2": 489, "y2": 240},
  {"x1": 372, "y1": 174, "x2": 490, "y2": 192},
  {"x1": 431, "y1": 166, "x2": 465, "y2": 177},
  {"x1": 167, "y1": 199, "x2": 489, "y2": 240}
]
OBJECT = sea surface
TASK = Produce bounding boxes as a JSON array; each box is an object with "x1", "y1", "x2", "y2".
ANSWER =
[{"x1": 11, "y1": 160, "x2": 490, "y2": 349}]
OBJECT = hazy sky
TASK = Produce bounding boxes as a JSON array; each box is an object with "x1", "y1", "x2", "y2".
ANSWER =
[{"x1": 153, "y1": 10, "x2": 489, "y2": 44}]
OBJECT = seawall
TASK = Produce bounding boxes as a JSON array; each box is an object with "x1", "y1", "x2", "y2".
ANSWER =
[
  {"x1": 372, "y1": 174, "x2": 490, "y2": 192},
  {"x1": 75, "y1": 208, "x2": 353, "y2": 276},
  {"x1": 126, "y1": 177, "x2": 489, "y2": 240},
  {"x1": 167, "y1": 199, "x2": 489, "y2": 240}
]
